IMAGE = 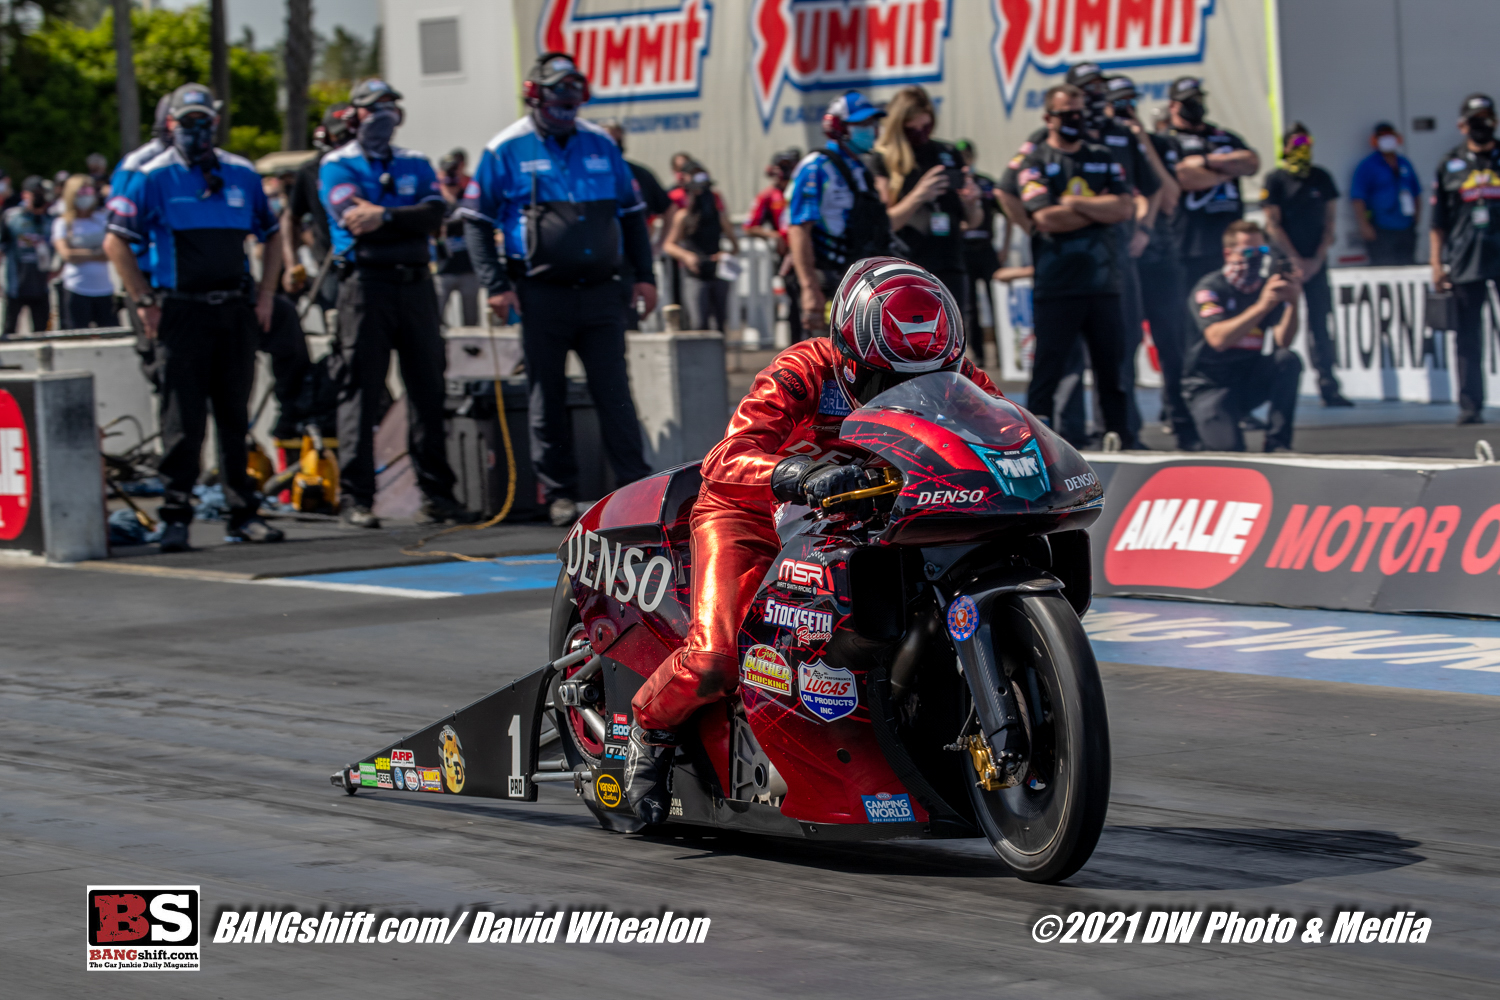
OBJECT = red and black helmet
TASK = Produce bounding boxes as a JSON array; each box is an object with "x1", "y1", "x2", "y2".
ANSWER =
[{"x1": 830, "y1": 257, "x2": 966, "y2": 406}]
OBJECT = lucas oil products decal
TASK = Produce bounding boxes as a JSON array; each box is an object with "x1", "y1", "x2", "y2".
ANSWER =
[{"x1": 798, "y1": 658, "x2": 857, "y2": 722}]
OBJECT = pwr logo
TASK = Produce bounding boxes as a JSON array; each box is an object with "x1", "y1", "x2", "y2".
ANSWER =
[
  {"x1": 0, "y1": 389, "x2": 32, "y2": 541},
  {"x1": 86, "y1": 885, "x2": 200, "y2": 971},
  {"x1": 1105, "y1": 467, "x2": 1273, "y2": 589}
]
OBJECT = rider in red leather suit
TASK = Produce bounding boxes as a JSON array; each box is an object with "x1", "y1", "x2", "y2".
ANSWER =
[{"x1": 626, "y1": 258, "x2": 1002, "y2": 822}]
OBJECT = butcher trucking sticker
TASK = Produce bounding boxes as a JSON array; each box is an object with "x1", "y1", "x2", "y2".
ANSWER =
[
  {"x1": 947, "y1": 595, "x2": 979, "y2": 642},
  {"x1": 742, "y1": 644, "x2": 793, "y2": 696},
  {"x1": 798, "y1": 658, "x2": 857, "y2": 722}
]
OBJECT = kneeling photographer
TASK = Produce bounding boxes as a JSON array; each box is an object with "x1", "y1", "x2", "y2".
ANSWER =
[{"x1": 1182, "y1": 220, "x2": 1303, "y2": 452}]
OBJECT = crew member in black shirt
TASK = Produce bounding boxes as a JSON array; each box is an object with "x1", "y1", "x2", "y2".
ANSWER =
[
  {"x1": 1015, "y1": 84, "x2": 1137, "y2": 447},
  {"x1": 283, "y1": 103, "x2": 354, "y2": 316},
  {"x1": 1431, "y1": 93, "x2": 1500, "y2": 425},
  {"x1": 1183, "y1": 220, "x2": 1303, "y2": 452},
  {"x1": 955, "y1": 138, "x2": 1000, "y2": 363},
  {"x1": 1165, "y1": 77, "x2": 1260, "y2": 288},
  {"x1": 1262, "y1": 123, "x2": 1350, "y2": 407},
  {"x1": 870, "y1": 85, "x2": 981, "y2": 310},
  {"x1": 436, "y1": 148, "x2": 479, "y2": 326},
  {"x1": 604, "y1": 119, "x2": 671, "y2": 329}
]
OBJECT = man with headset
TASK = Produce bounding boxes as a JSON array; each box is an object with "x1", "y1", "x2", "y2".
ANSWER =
[{"x1": 461, "y1": 53, "x2": 655, "y2": 528}]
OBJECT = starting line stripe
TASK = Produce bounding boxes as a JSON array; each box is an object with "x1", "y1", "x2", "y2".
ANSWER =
[
  {"x1": 264, "y1": 553, "x2": 562, "y2": 598},
  {"x1": 254, "y1": 579, "x2": 459, "y2": 599}
]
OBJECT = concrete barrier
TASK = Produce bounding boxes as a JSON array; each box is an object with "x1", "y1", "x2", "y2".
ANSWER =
[
  {"x1": 0, "y1": 371, "x2": 107, "y2": 562},
  {"x1": 627, "y1": 331, "x2": 729, "y2": 471}
]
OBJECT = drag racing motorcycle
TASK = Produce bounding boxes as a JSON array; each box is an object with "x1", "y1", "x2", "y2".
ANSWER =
[{"x1": 334, "y1": 372, "x2": 1110, "y2": 882}]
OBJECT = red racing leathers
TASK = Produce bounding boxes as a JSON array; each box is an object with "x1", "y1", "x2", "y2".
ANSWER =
[{"x1": 630, "y1": 337, "x2": 1001, "y2": 731}]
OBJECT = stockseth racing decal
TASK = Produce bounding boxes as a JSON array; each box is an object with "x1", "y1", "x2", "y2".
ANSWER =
[
  {"x1": 861, "y1": 792, "x2": 914, "y2": 823},
  {"x1": 798, "y1": 658, "x2": 857, "y2": 721},
  {"x1": 764, "y1": 596, "x2": 833, "y2": 644}
]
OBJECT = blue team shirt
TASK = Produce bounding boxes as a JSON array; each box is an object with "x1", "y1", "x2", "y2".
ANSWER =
[
  {"x1": 107, "y1": 138, "x2": 167, "y2": 275},
  {"x1": 1350, "y1": 151, "x2": 1422, "y2": 232},
  {"x1": 105, "y1": 146, "x2": 277, "y2": 291},
  {"x1": 787, "y1": 141, "x2": 873, "y2": 239},
  {"x1": 318, "y1": 141, "x2": 443, "y2": 259},
  {"x1": 458, "y1": 118, "x2": 642, "y2": 261}
]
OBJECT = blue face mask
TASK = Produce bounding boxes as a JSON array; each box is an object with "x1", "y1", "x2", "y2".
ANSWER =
[
  {"x1": 846, "y1": 123, "x2": 878, "y2": 154},
  {"x1": 174, "y1": 117, "x2": 217, "y2": 162}
]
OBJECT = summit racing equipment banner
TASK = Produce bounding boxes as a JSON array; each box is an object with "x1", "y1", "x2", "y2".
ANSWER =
[
  {"x1": 1086, "y1": 453, "x2": 1500, "y2": 618},
  {"x1": 514, "y1": 0, "x2": 1274, "y2": 212}
]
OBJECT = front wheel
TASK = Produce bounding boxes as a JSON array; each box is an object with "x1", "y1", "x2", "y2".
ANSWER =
[{"x1": 966, "y1": 592, "x2": 1110, "y2": 883}]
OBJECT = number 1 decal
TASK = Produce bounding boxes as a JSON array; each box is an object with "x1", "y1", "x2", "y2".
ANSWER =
[{"x1": 508, "y1": 715, "x2": 525, "y2": 798}]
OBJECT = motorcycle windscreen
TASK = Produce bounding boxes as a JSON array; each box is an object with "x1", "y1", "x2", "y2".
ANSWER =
[{"x1": 838, "y1": 372, "x2": 1103, "y2": 544}]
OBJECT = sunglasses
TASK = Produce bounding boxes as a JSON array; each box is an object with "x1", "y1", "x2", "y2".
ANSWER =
[
  {"x1": 1286, "y1": 134, "x2": 1312, "y2": 148},
  {"x1": 1237, "y1": 245, "x2": 1270, "y2": 258}
]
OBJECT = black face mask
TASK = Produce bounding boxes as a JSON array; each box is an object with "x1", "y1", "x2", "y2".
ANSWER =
[
  {"x1": 1178, "y1": 97, "x2": 1206, "y2": 125},
  {"x1": 173, "y1": 117, "x2": 217, "y2": 163},
  {"x1": 1054, "y1": 111, "x2": 1085, "y2": 139},
  {"x1": 1468, "y1": 116, "x2": 1496, "y2": 145},
  {"x1": 1112, "y1": 100, "x2": 1135, "y2": 120}
]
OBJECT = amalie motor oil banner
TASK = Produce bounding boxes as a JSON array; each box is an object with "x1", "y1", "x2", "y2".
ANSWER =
[{"x1": 1087, "y1": 455, "x2": 1500, "y2": 618}]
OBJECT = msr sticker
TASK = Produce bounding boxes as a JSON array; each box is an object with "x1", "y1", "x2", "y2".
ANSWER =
[
  {"x1": 947, "y1": 595, "x2": 979, "y2": 642},
  {"x1": 861, "y1": 792, "x2": 914, "y2": 824}
]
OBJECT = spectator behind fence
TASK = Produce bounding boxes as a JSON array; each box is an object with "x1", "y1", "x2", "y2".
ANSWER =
[
  {"x1": 745, "y1": 148, "x2": 801, "y2": 339},
  {"x1": 462, "y1": 53, "x2": 655, "y2": 528},
  {"x1": 603, "y1": 120, "x2": 672, "y2": 330},
  {"x1": 283, "y1": 103, "x2": 355, "y2": 318},
  {"x1": 870, "y1": 86, "x2": 980, "y2": 311},
  {"x1": 1351, "y1": 122, "x2": 1423, "y2": 266},
  {"x1": 51, "y1": 175, "x2": 115, "y2": 329},
  {"x1": 1012, "y1": 83, "x2": 1137, "y2": 449},
  {"x1": 1182, "y1": 220, "x2": 1303, "y2": 452},
  {"x1": 785, "y1": 90, "x2": 892, "y2": 333},
  {"x1": 1430, "y1": 93, "x2": 1500, "y2": 425},
  {"x1": 435, "y1": 148, "x2": 480, "y2": 327},
  {"x1": 664, "y1": 163, "x2": 738, "y2": 333},
  {"x1": 0, "y1": 170, "x2": 16, "y2": 211},
  {"x1": 954, "y1": 139, "x2": 1001, "y2": 364},
  {"x1": 1164, "y1": 76, "x2": 1260, "y2": 289},
  {"x1": 1261, "y1": 123, "x2": 1351, "y2": 407},
  {"x1": 2, "y1": 176, "x2": 52, "y2": 336}
]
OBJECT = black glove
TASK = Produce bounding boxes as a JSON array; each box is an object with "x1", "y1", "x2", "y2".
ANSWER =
[{"x1": 770, "y1": 456, "x2": 868, "y2": 508}]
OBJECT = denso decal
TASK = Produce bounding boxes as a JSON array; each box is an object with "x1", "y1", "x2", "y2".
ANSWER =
[
  {"x1": 776, "y1": 557, "x2": 831, "y2": 594},
  {"x1": 862, "y1": 791, "x2": 914, "y2": 823},
  {"x1": 750, "y1": 0, "x2": 952, "y2": 128},
  {"x1": 990, "y1": 0, "x2": 1214, "y2": 113},
  {"x1": 538, "y1": 0, "x2": 712, "y2": 104},
  {"x1": 0, "y1": 390, "x2": 32, "y2": 542},
  {"x1": 565, "y1": 525, "x2": 675, "y2": 613},
  {"x1": 798, "y1": 658, "x2": 857, "y2": 722},
  {"x1": 915, "y1": 488, "x2": 986, "y2": 506},
  {"x1": 765, "y1": 596, "x2": 834, "y2": 644},
  {"x1": 742, "y1": 643, "x2": 793, "y2": 695},
  {"x1": 1104, "y1": 466, "x2": 1273, "y2": 588}
]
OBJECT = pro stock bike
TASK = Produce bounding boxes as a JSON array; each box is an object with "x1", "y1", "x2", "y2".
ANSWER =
[{"x1": 333, "y1": 372, "x2": 1110, "y2": 882}]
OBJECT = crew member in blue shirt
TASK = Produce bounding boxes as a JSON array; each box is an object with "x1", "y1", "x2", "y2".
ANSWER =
[
  {"x1": 462, "y1": 53, "x2": 655, "y2": 528},
  {"x1": 1350, "y1": 122, "x2": 1423, "y2": 266},
  {"x1": 103, "y1": 83, "x2": 285, "y2": 552},
  {"x1": 319, "y1": 78, "x2": 473, "y2": 529},
  {"x1": 785, "y1": 90, "x2": 892, "y2": 333}
]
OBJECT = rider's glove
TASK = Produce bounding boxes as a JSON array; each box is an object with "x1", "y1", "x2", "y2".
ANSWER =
[{"x1": 770, "y1": 455, "x2": 816, "y2": 503}]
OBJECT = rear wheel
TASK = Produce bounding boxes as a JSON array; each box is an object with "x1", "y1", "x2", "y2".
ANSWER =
[
  {"x1": 547, "y1": 569, "x2": 607, "y2": 769},
  {"x1": 966, "y1": 592, "x2": 1110, "y2": 883}
]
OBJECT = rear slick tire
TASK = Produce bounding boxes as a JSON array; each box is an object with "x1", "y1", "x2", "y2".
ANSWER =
[{"x1": 966, "y1": 592, "x2": 1110, "y2": 884}]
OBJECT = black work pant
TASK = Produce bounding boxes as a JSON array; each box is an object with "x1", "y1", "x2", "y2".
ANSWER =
[
  {"x1": 260, "y1": 294, "x2": 314, "y2": 441},
  {"x1": 962, "y1": 240, "x2": 1000, "y2": 362},
  {"x1": 1367, "y1": 228, "x2": 1417, "y2": 267},
  {"x1": 3, "y1": 295, "x2": 47, "y2": 335},
  {"x1": 1139, "y1": 259, "x2": 1197, "y2": 444},
  {"x1": 1453, "y1": 279, "x2": 1491, "y2": 420},
  {"x1": 61, "y1": 290, "x2": 116, "y2": 329},
  {"x1": 1184, "y1": 349, "x2": 1303, "y2": 452},
  {"x1": 1028, "y1": 293, "x2": 1133, "y2": 445},
  {"x1": 334, "y1": 272, "x2": 456, "y2": 508},
  {"x1": 156, "y1": 298, "x2": 257, "y2": 526},
  {"x1": 1302, "y1": 264, "x2": 1342, "y2": 397},
  {"x1": 1115, "y1": 227, "x2": 1145, "y2": 437},
  {"x1": 518, "y1": 278, "x2": 652, "y2": 502}
]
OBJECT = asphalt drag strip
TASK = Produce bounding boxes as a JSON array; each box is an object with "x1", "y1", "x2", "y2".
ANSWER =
[{"x1": 2, "y1": 564, "x2": 1497, "y2": 998}]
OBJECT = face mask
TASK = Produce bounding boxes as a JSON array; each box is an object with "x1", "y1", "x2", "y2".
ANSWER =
[
  {"x1": 173, "y1": 117, "x2": 217, "y2": 162},
  {"x1": 1282, "y1": 138, "x2": 1313, "y2": 177},
  {"x1": 903, "y1": 122, "x2": 933, "y2": 146},
  {"x1": 1112, "y1": 100, "x2": 1135, "y2": 120},
  {"x1": 1468, "y1": 117, "x2": 1496, "y2": 145},
  {"x1": 1178, "y1": 97, "x2": 1206, "y2": 125},
  {"x1": 1054, "y1": 111, "x2": 1085, "y2": 139},
  {"x1": 1376, "y1": 134, "x2": 1400, "y2": 153},
  {"x1": 74, "y1": 194, "x2": 97, "y2": 212},
  {"x1": 0, "y1": 180, "x2": 12, "y2": 199},
  {"x1": 267, "y1": 196, "x2": 284, "y2": 216},
  {"x1": 846, "y1": 123, "x2": 878, "y2": 153},
  {"x1": 358, "y1": 107, "x2": 400, "y2": 158}
]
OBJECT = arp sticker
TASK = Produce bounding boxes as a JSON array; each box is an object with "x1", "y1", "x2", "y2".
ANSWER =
[
  {"x1": 595, "y1": 774, "x2": 623, "y2": 809},
  {"x1": 390, "y1": 749, "x2": 415, "y2": 767},
  {"x1": 798, "y1": 658, "x2": 857, "y2": 722},
  {"x1": 742, "y1": 644, "x2": 793, "y2": 696},
  {"x1": 947, "y1": 595, "x2": 979, "y2": 642},
  {"x1": 861, "y1": 792, "x2": 914, "y2": 824}
]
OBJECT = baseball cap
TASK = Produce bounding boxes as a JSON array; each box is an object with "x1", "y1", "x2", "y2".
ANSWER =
[
  {"x1": 1169, "y1": 76, "x2": 1205, "y2": 101},
  {"x1": 1067, "y1": 62, "x2": 1105, "y2": 88},
  {"x1": 531, "y1": 53, "x2": 586, "y2": 87},
  {"x1": 827, "y1": 90, "x2": 886, "y2": 124},
  {"x1": 21, "y1": 175, "x2": 45, "y2": 194},
  {"x1": 1460, "y1": 93, "x2": 1495, "y2": 118},
  {"x1": 350, "y1": 78, "x2": 403, "y2": 108},
  {"x1": 1372, "y1": 121, "x2": 1398, "y2": 135},
  {"x1": 1105, "y1": 75, "x2": 1138, "y2": 101},
  {"x1": 168, "y1": 83, "x2": 217, "y2": 119}
]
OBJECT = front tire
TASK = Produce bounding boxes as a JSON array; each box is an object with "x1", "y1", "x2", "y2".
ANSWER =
[{"x1": 966, "y1": 592, "x2": 1110, "y2": 883}]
